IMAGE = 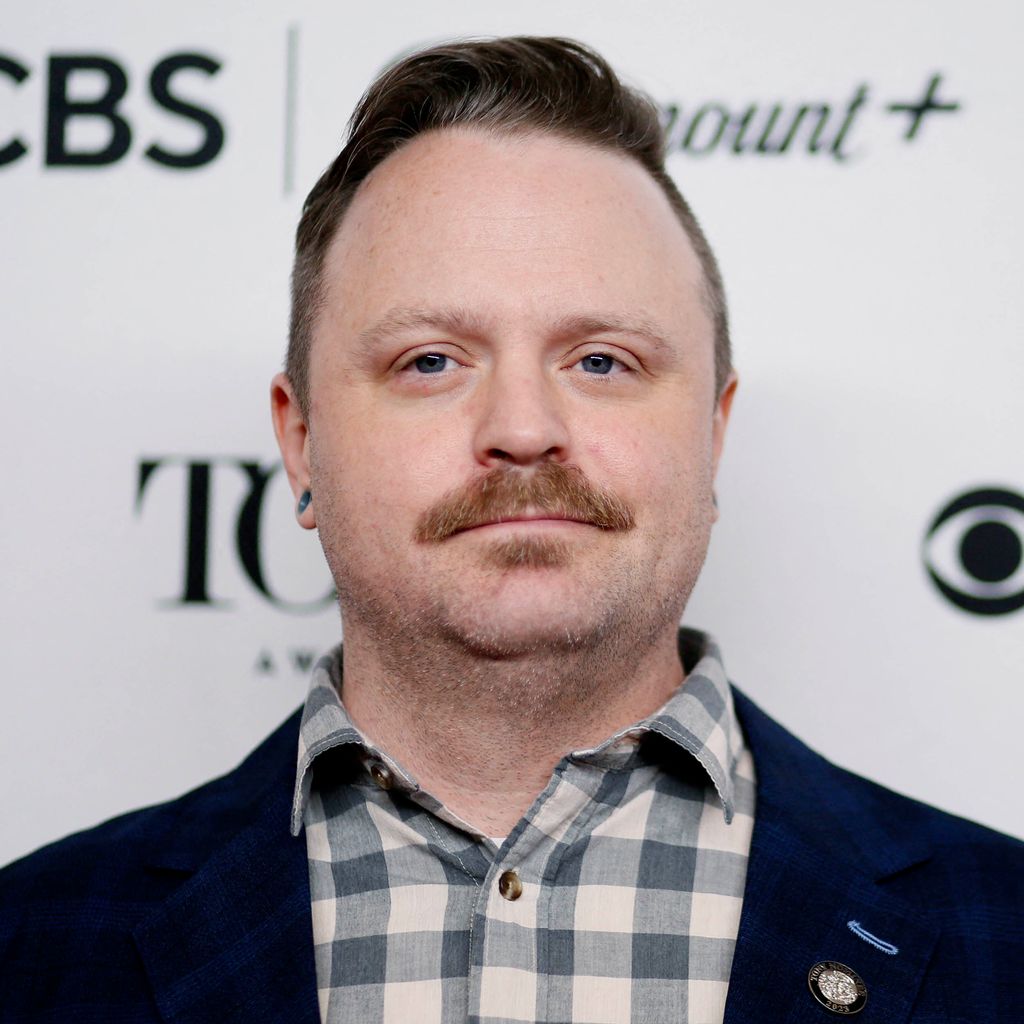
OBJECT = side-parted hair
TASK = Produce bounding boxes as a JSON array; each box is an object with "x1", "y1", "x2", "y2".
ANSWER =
[{"x1": 287, "y1": 36, "x2": 730, "y2": 416}]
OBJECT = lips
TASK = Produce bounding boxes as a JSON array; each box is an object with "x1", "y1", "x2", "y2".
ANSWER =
[{"x1": 457, "y1": 513, "x2": 591, "y2": 533}]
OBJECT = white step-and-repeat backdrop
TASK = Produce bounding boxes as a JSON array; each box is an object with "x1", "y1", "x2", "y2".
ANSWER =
[{"x1": 3, "y1": 1, "x2": 1022, "y2": 865}]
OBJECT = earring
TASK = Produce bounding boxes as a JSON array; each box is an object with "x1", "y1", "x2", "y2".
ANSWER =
[{"x1": 297, "y1": 490, "x2": 312, "y2": 515}]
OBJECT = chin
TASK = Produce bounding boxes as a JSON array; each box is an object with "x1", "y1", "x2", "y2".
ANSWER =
[
  {"x1": 437, "y1": 580, "x2": 614, "y2": 658},
  {"x1": 440, "y1": 619, "x2": 600, "y2": 659}
]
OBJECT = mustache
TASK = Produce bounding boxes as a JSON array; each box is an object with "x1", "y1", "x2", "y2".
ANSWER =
[{"x1": 415, "y1": 462, "x2": 636, "y2": 543}]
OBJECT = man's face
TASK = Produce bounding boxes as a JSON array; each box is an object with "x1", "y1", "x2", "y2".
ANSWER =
[{"x1": 276, "y1": 129, "x2": 734, "y2": 658}]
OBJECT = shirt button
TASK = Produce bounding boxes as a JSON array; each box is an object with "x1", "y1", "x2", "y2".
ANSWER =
[
  {"x1": 498, "y1": 869, "x2": 523, "y2": 901},
  {"x1": 369, "y1": 763, "x2": 393, "y2": 790}
]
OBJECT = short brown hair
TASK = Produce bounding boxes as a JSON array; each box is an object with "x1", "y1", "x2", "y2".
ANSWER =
[{"x1": 287, "y1": 36, "x2": 730, "y2": 416}]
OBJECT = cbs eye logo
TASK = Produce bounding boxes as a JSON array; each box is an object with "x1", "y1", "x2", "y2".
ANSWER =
[{"x1": 923, "y1": 487, "x2": 1024, "y2": 616}]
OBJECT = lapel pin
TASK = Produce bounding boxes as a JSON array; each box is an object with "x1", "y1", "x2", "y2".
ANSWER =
[{"x1": 808, "y1": 961, "x2": 867, "y2": 1014}]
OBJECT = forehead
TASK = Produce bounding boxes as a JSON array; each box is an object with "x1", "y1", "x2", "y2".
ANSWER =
[{"x1": 318, "y1": 128, "x2": 711, "y2": 351}]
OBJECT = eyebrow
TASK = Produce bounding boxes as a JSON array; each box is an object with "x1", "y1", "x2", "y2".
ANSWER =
[
  {"x1": 355, "y1": 307, "x2": 488, "y2": 357},
  {"x1": 356, "y1": 306, "x2": 673, "y2": 355},
  {"x1": 548, "y1": 312, "x2": 672, "y2": 352}
]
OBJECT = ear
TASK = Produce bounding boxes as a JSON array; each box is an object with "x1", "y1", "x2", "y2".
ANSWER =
[
  {"x1": 271, "y1": 372, "x2": 316, "y2": 530},
  {"x1": 710, "y1": 371, "x2": 738, "y2": 519}
]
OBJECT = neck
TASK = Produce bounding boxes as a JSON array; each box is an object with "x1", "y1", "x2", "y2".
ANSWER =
[{"x1": 337, "y1": 619, "x2": 686, "y2": 836}]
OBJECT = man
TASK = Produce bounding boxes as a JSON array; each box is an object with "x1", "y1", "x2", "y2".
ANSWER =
[{"x1": 1, "y1": 36, "x2": 1021, "y2": 1024}]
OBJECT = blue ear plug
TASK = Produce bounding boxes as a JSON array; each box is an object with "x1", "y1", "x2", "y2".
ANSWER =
[{"x1": 297, "y1": 490, "x2": 312, "y2": 515}]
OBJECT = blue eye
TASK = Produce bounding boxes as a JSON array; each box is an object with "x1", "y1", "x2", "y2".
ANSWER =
[
  {"x1": 580, "y1": 353, "x2": 616, "y2": 374},
  {"x1": 413, "y1": 353, "x2": 448, "y2": 374}
]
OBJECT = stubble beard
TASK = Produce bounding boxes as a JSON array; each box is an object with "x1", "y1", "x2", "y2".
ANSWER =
[
  {"x1": 312, "y1": 457, "x2": 713, "y2": 714},
  {"x1": 480, "y1": 534, "x2": 571, "y2": 569},
  {"x1": 320, "y1": 532, "x2": 710, "y2": 722}
]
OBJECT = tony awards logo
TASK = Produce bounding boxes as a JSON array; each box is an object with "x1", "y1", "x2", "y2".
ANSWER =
[{"x1": 135, "y1": 457, "x2": 334, "y2": 613}]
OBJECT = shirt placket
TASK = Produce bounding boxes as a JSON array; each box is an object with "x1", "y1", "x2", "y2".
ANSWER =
[{"x1": 468, "y1": 758, "x2": 608, "y2": 1024}]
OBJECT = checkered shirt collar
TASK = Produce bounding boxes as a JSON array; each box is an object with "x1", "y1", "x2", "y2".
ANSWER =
[{"x1": 290, "y1": 627, "x2": 743, "y2": 836}]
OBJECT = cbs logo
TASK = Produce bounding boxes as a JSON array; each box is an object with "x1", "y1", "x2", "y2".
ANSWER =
[
  {"x1": 0, "y1": 50, "x2": 223, "y2": 169},
  {"x1": 922, "y1": 487, "x2": 1024, "y2": 616}
]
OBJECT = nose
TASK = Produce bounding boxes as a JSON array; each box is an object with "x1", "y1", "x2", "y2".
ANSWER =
[{"x1": 472, "y1": 359, "x2": 571, "y2": 468}]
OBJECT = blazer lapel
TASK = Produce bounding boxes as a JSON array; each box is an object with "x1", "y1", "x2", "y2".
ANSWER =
[
  {"x1": 725, "y1": 690, "x2": 940, "y2": 1024},
  {"x1": 132, "y1": 716, "x2": 320, "y2": 1024}
]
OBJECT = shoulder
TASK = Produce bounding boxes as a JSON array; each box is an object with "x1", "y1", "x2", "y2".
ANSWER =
[
  {"x1": 730, "y1": 686, "x2": 1022, "y2": 1021},
  {"x1": 732, "y1": 684, "x2": 1024, "y2": 901},
  {"x1": 0, "y1": 708, "x2": 302, "y2": 956}
]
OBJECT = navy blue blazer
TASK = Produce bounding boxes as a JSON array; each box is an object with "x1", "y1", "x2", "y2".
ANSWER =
[{"x1": 1, "y1": 689, "x2": 1021, "y2": 1023}]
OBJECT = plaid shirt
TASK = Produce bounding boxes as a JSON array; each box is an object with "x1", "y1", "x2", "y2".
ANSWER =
[{"x1": 292, "y1": 629, "x2": 756, "y2": 1024}]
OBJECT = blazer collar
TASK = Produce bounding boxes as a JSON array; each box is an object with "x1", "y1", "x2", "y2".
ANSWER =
[
  {"x1": 725, "y1": 688, "x2": 940, "y2": 1024},
  {"x1": 132, "y1": 710, "x2": 320, "y2": 1024}
]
